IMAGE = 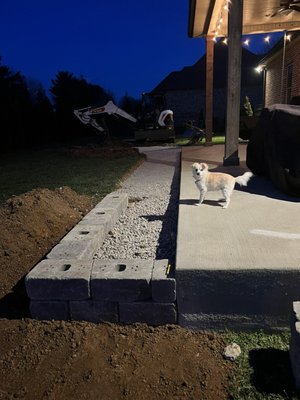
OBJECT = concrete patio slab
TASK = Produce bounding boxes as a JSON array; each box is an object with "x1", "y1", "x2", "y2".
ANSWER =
[{"x1": 176, "y1": 145, "x2": 300, "y2": 330}]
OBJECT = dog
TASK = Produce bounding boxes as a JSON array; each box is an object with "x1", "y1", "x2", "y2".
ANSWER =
[{"x1": 192, "y1": 162, "x2": 253, "y2": 209}]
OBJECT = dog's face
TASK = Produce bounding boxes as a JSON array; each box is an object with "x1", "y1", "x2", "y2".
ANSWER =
[{"x1": 192, "y1": 162, "x2": 208, "y2": 180}]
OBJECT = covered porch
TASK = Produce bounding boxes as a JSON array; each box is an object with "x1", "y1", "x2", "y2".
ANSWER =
[{"x1": 188, "y1": 0, "x2": 300, "y2": 165}]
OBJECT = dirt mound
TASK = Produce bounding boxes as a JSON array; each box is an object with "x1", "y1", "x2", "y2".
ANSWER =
[
  {"x1": 0, "y1": 188, "x2": 233, "y2": 400},
  {"x1": 0, "y1": 320, "x2": 232, "y2": 400},
  {"x1": 0, "y1": 187, "x2": 92, "y2": 316}
]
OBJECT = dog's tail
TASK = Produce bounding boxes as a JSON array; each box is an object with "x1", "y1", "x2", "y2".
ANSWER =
[{"x1": 235, "y1": 171, "x2": 253, "y2": 186}]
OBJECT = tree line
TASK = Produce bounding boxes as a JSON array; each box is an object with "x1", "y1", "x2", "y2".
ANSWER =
[{"x1": 0, "y1": 58, "x2": 140, "y2": 150}]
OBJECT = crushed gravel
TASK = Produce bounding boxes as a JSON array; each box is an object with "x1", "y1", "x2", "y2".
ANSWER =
[{"x1": 94, "y1": 147, "x2": 181, "y2": 265}]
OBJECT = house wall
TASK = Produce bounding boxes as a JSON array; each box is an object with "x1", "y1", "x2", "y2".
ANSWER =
[
  {"x1": 165, "y1": 86, "x2": 262, "y2": 133},
  {"x1": 265, "y1": 36, "x2": 300, "y2": 106},
  {"x1": 165, "y1": 89, "x2": 205, "y2": 128}
]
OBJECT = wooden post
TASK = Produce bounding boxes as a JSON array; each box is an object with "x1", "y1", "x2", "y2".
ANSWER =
[
  {"x1": 223, "y1": 0, "x2": 243, "y2": 166},
  {"x1": 205, "y1": 36, "x2": 214, "y2": 146}
]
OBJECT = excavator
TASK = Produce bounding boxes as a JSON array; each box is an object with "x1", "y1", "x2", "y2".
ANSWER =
[{"x1": 73, "y1": 93, "x2": 175, "y2": 142}]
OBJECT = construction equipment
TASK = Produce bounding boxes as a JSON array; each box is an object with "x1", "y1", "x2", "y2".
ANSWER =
[{"x1": 73, "y1": 93, "x2": 175, "y2": 142}]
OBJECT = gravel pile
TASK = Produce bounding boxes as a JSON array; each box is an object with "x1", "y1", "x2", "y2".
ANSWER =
[{"x1": 94, "y1": 147, "x2": 181, "y2": 265}]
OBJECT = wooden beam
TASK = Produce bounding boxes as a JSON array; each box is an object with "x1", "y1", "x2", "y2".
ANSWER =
[
  {"x1": 205, "y1": 36, "x2": 214, "y2": 145},
  {"x1": 243, "y1": 21, "x2": 300, "y2": 35},
  {"x1": 224, "y1": 0, "x2": 243, "y2": 166}
]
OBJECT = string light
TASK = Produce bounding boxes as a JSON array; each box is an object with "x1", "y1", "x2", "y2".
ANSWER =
[
  {"x1": 211, "y1": 5, "x2": 291, "y2": 50},
  {"x1": 213, "y1": 0, "x2": 230, "y2": 39},
  {"x1": 217, "y1": 33, "x2": 292, "y2": 47}
]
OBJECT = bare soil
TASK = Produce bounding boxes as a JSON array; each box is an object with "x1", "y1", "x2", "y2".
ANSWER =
[{"x1": 0, "y1": 187, "x2": 233, "y2": 400}]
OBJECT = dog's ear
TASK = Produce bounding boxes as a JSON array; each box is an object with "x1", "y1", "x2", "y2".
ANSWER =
[{"x1": 202, "y1": 163, "x2": 208, "y2": 170}]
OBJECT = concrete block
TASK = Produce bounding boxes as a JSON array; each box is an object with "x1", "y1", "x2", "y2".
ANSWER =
[
  {"x1": 290, "y1": 302, "x2": 300, "y2": 389},
  {"x1": 59, "y1": 224, "x2": 105, "y2": 242},
  {"x1": 30, "y1": 300, "x2": 69, "y2": 320},
  {"x1": 26, "y1": 259, "x2": 93, "y2": 300},
  {"x1": 91, "y1": 259, "x2": 153, "y2": 302},
  {"x1": 97, "y1": 192, "x2": 128, "y2": 217},
  {"x1": 46, "y1": 241, "x2": 93, "y2": 260},
  {"x1": 78, "y1": 207, "x2": 118, "y2": 233},
  {"x1": 47, "y1": 225, "x2": 105, "y2": 259},
  {"x1": 70, "y1": 300, "x2": 119, "y2": 323},
  {"x1": 152, "y1": 259, "x2": 176, "y2": 303},
  {"x1": 119, "y1": 302, "x2": 177, "y2": 326}
]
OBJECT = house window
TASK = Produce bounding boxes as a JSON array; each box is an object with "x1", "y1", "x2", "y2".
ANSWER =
[{"x1": 286, "y1": 63, "x2": 293, "y2": 103}]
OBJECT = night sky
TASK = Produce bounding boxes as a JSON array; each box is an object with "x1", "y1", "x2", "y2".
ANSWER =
[{"x1": 0, "y1": 0, "x2": 283, "y2": 102}]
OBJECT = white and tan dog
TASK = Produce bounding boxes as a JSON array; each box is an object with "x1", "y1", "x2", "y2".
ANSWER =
[{"x1": 192, "y1": 162, "x2": 253, "y2": 209}]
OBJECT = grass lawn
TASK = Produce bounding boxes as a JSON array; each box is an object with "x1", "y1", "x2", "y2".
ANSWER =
[
  {"x1": 225, "y1": 331, "x2": 298, "y2": 399},
  {"x1": 175, "y1": 135, "x2": 225, "y2": 146},
  {"x1": 0, "y1": 145, "x2": 143, "y2": 205}
]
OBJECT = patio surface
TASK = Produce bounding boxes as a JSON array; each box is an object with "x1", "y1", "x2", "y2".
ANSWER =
[{"x1": 176, "y1": 144, "x2": 300, "y2": 330}]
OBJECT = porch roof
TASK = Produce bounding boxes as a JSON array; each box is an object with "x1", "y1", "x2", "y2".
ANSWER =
[{"x1": 189, "y1": 0, "x2": 300, "y2": 38}]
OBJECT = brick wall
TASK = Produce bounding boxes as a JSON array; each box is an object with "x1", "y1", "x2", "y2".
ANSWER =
[
  {"x1": 265, "y1": 36, "x2": 300, "y2": 106},
  {"x1": 165, "y1": 86, "x2": 262, "y2": 132}
]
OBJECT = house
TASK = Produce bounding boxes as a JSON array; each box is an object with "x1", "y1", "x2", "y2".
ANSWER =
[
  {"x1": 258, "y1": 31, "x2": 300, "y2": 106},
  {"x1": 151, "y1": 41, "x2": 263, "y2": 132}
]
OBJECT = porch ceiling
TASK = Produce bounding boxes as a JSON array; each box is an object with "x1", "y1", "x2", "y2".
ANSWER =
[{"x1": 189, "y1": 0, "x2": 300, "y2": 38}]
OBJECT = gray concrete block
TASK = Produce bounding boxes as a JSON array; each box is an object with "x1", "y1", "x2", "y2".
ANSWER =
[
  {"x1": 119, "y1": 302, "x2": 177, "y2": 326},
  {"x1": 91, "y1": 259, "x2": 153, "y2": 302},
  {"x1": 97, "y1": 192, "x2": 128, "y2": 217},
  {"x1": 152, "y1": 259, "x2": 176, "y2": 303},
  {"x1": 47, "y1": 225, "x2": 105, "y2": 259},
  {"x1": 70, "y1": 300, "x2": 119, "y2": 323},
  {"x1": 290, "y1": 302, "x2": 300, "y2": 389},
  {"x1": 26, "y1": 259, "x2": 93, "y2": 300},
  {"x1": 30, "y1": 300, "x2": 69, "y2": 320},
  {"x1": 59, "y1": 224, "x2": 105, "y2": 242},
  {"x1": 46, "y1": 241, "x2": 93, "y2": 260},
  {"x1": 78, "y1": 207, "x2": 118, "y2": 233}
]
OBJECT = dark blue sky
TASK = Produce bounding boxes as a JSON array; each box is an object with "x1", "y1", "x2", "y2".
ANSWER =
[{"x1": 0, "y1": 1, "x2": 282, "y2": 102}]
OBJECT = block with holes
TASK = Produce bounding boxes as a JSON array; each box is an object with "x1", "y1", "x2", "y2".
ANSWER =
[
  {"x1": 25, "y1": 259, "x2": 93, "y2": 300},
  {"x1": 97, "y1": 192, "x2": 128, "y2": 216},
  {"x1": 78, "y1": 207, "x2": 118, "y2": 233},
  {"x1": 91, "y1": 259, "x2": 153, "y2": 302},
  {"x1": 46, "y1": 225, "x2": 105, "y2": 259}
]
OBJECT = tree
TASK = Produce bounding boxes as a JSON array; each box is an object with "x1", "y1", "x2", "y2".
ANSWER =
[
  {"x1": 0, "y1": 59, "x2": 32, "y2": 148},
  {"x1": 118, "y1": 93, "x2": 141, "y2": 117},
  {"x1": 50, "y1": 71, "x2": 113, "y2": 139},
  {"x1": 26, "y1": 79, "x2": 55, "y2": 143}
]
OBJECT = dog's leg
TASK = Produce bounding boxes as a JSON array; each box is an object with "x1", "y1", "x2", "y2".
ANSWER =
[
  {"x1": 221, "y1": 188, "x2": 232, "y2": 209},
  {"x1": 196, "y1": 188, "x2": 207, "y2": 206}
]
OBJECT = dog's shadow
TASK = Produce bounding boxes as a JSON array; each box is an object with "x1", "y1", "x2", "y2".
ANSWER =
[{"x1": 180, "y1": 199, "x2": 224, "y2": 207}]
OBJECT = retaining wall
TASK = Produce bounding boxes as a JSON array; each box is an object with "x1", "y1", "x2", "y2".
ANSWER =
[{"x1": 25, "y1": 192, "x2": 177, "y2": 325}]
